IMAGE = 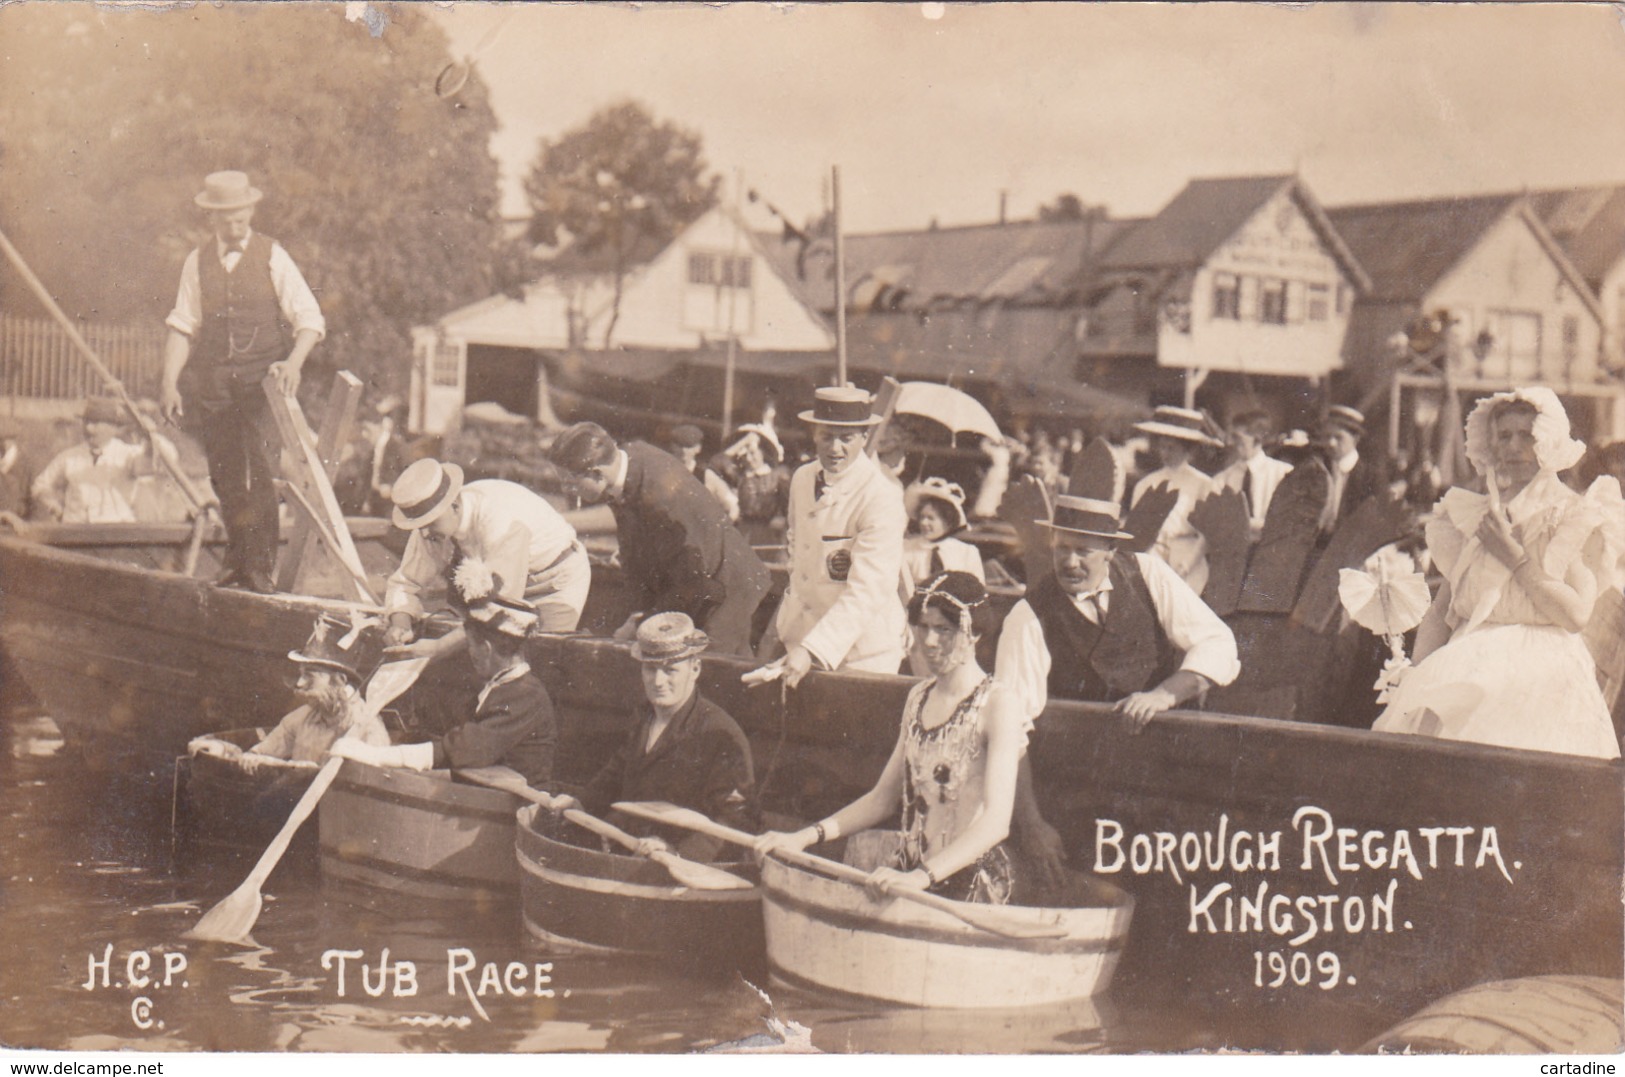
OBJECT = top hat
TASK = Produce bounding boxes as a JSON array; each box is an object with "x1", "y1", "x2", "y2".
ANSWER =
[
  {"x1": 82, "y1": 398, "x2": 124, "y2": 425},
  {"x1": 799, "y1": 386, "x2": 884, "y2": 427},
  {"x1": 1319, "y1": 405, "x2": 1366, "y2": 439},
  {"x1": 391, "y1": 458, "x2": 464, "y2": 530},
  {"x1": 629, "y1": 611, "x2": 711, "y2": 663},
  {"x1": 1133, "y1": 405, "x2": 1223, "y2": 446},
  {"x1": 194, "y1": 171, "x2": 264, "y2": 212},
  {"x1": 466, "y1": 592, "x2": 539, "y2": 640},
  {"x1": 905, "y1": 477, "x2": 969, "y2": 531},
  {"x1": 1037, "y1": 438, "x2": 1133, "y2": 541},
  {"x1": 288, "y1": 613, "x2": 382, "y2": 685}
]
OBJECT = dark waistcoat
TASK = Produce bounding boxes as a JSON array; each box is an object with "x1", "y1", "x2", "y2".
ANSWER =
[
  {"x1": 1026, "y1": 555, "x2": 1180, "y2": 703},
  {"x1": 195, "y1": 232, "x2": 288, "y2": 369}
]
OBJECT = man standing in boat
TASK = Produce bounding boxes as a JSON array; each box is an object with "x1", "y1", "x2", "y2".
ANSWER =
[
  {"x1": 552, "y1": 612, "x2": 756, "y2": 862},
  {"x1": 548, "y1": 422, "x2": 770, "y2": 656},
  {"x1": 750, "y1": 385, "x2": 909, "y2": 686},
  {"x1": 331, "y1": 592, "x2": 559, "y2": 786},
  {"x1": 383, "y1": 457, "x2": 590, "y2": 657},
  {"x1": 189, "y1": 612, "x2": 390, "y2": 766},
  {"x1": 159, "y1": 171, "x2": 325, "y2": 594},
  {"x1": 997, "y1": 439, "x2": 1240, "y2": 881}
]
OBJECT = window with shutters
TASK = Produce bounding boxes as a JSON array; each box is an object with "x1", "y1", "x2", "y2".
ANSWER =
[
  {"x1": 1259, "y1": 279, "x2": 1287, "y2": 325},
  {"x1": 1211, "y1": 273, "x2": 1240, "y2": 320}
]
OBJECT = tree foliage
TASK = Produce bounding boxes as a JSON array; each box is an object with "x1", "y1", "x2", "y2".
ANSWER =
[
  {"x1": 522, "y1": 100, "x2": 719, "y2": 345},
  {"x1": 0, "y1": 3, "x2": 505, "y2": 401}
]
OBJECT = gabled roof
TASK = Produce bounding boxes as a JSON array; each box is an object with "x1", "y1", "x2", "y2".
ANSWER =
[
  {"x1": 755, "y1": 215, "x2": 1137, "y2": 314},
  {"x1": 1094, "y1": 175, "x2": 1370, "y2": 292},
  {"x1": 1328, "y1": 194, "x2": 1605, "y2": 322},
  {"x1": 1528, "y1": 185, "x2": 1625, "y2": 289},
  {"x1": 1326, "y1": 194, "x2": 1520, "y2": 303}
]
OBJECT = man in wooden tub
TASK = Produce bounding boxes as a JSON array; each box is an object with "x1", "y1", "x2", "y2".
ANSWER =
[{"x1": 188, "y1": 613, "x2": 391, "y2": 768}]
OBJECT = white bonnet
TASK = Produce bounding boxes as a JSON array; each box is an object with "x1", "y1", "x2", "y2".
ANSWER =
[{"x1": 1462, "y1": 386, "x2": 1586, "y2": 476}]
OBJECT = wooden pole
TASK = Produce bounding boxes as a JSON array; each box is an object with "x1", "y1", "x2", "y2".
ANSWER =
[
  {"x1": 832, "y1": 165, "x2": 847, "y2": 388},
  {"x1": 722, "y1": 168, "x2": 743, "y2": 439},
  {"x1": 0, "y1": 227, "x2": 213, "y2": 515}
]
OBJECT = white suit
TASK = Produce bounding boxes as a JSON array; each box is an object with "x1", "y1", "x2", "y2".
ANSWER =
[{"x1": 776, "y1": 452, "x2": 908, "y2": 673}]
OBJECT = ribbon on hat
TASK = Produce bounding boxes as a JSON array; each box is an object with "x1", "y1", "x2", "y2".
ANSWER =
[{"x1": 338, "y1": 612, "x2": 383, "y2": 650}]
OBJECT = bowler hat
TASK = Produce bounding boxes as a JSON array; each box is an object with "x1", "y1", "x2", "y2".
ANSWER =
[
  {"x1": 288, "y1": 613, "x2": 381, "y2": 685},
  {"x1": 194, "y1": 171, "x2": 264, "y2": 212},
  {"x1": 1037, "y1": 438, "x2": 1133, "y2": 541},
  {"x1": 629, "y1": 611, "x2": 711, "y2": 663},
  {"x1": 799, "y1": 386, "x2": 884, "y2": 427},
  {"x1": 391, "y1": 458, "x2": 464, "y2": 530},
  {"x1": 668, "y1": 424, "x2": 704, "y2": 449},
  {"x1": 82, "y1": 398, "x2": 124, "y2": 425}
]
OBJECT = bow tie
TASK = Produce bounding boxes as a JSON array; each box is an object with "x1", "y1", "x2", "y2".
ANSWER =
[{"x1": 225, "y1": 241, "x2": 246, "y2": 255}]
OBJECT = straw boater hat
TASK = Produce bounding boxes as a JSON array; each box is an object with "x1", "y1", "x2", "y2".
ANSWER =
[
  {"x1": 1036, "y1": 438, "x2": 1134, "y2": 541},
  {"x1": 629, "y1": 611, "x2": 711, "y2": 663},
  {"x1": 799, "y1": 386, "x2": 884, "y2": 427},
  {"x1": 390, "y1": 458, "x2": 464, "y2": 530},
  {"x1": 288, "y1": 613, "x2": 381, "y2": 685},
  {"x1": 905, "y1": 477, "x2": 969, "y2": 531},
  {"x1": 466, "y1": 592, "x2": 539, "y2": 640},
  {"x1": 1319, "y1": 404, "x2": 1366, "y2": 439},
  {"x1": 194, "y1": 170, "x2": 264, "y2": 211},
  {"x1": 82, "y1": 398, "x2": 124, "y2": 425},
  {"x1": 1133, "y1": 405, "x2": 1224, "y2": 446}
]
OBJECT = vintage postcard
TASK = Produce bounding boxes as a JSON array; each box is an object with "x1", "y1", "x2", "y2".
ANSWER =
[{"x1": 1, "y1": 1, "x2": 1622, "y2": 1066}]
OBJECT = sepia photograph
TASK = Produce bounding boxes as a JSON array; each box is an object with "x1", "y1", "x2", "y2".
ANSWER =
[{"x1": 1, "y1": 0, "x2": 1622, "y2": 1062}]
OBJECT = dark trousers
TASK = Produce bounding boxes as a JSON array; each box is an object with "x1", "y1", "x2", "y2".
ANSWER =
[{"x1": 193, "y1": 363, "x2": 281, "y2": 578}]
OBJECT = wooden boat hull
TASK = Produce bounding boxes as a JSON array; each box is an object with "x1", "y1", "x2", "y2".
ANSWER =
[
  {"x1": 759, "y1": 855, "x2": 1131, "y2": 1009},
  {"x1": 172, "y1": 728, "x2": 319, "y2": 870},
  {"x1": 1362, "y1": 975, "x2": 1625, "y2": 1054},
  {"x1": 514, "y1": 804, "x2": 763, "y2": 968},
  {"x1": 317, "y1": 759, "x2": 521, "y2": 905}
]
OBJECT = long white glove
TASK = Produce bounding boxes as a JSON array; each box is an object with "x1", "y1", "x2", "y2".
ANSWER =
[{"x1": 329, "y1": 737, "x2": 435, "y2": 771}]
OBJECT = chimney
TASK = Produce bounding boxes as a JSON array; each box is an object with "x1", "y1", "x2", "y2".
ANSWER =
[{"x1": 999, "y1": 190, "x2": 1008, "y2": 225}]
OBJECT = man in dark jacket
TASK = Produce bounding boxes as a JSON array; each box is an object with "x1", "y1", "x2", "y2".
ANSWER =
[
  {"x1": 549, "y1": 422, "x2": 770, "y2": 656},
  {"x1": 556, "y1": 612, "x2": 756, "y2": 861},
  {"x1": 331, "y1": 593, "x2": 557, "y2": 786}
]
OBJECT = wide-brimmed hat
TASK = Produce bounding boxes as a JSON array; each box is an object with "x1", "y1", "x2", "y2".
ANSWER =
[
  {"x1": 82, "y1": 398, "x2": 124, "y2": 425},
  {"x1": 728, "y1": 423, "x2": 783, "y2": 463},
  {"x1": 1037, "y1": 438, "x2": 1133, "y2": 541},
  {"x1": 391, "y1": 458, "x2": 464, "y2": 530},
  {"x1": 629, "y1": 611, "x2": 711, "y2": 663},
  {"x1": 194, "y1": 170, "x2": 263, "y2": 212},
  {"x1": 466, "y1": 592, "x2": 538, "y2": 640},
  {"x1": 799, "y1": 386, "x2": 884, "y2": 427},
  {"x1": 1133, "y1": 405, "x2": 1223, "y2": 446},
  {"x1": 288, "y1": 613, "x2": 381, "y2": 685},
  {"x1": 1318, "y1": 404, "x2": 1366, "y2": 439},
  {"x1": 905, "y1": 477, "x2": 968, "y2": 530}
]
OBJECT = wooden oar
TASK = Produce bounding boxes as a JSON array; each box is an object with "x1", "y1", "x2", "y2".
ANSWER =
[
  {"x1": 187, "y1": 755, "x2": 344, "y2": 943},
  {"x1": 614, "y1": 800, "x2": 1067, "y2": 940},
  {"x1": 458, "y1": 767, "x2": 753, "y2": 892}
]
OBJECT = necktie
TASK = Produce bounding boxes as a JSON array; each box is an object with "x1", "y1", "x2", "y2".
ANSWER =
[
  {"x1": 813, "y1": 473, "x2": 828, "y2": 501},
  {"x1": 929, "y1": 546, "x2": 945, "y2": 578},
  {"x1": 1245, "y1": 465, "x2": 1260, "y2": 519}
]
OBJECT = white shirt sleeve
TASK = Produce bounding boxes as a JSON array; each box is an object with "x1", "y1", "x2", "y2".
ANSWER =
[
  {"x1": 1133, "y1": 552, "x2": 1241, "y2": 687},
  {"x1": 165, "y1": 250, "x2": 203, "y2": 337},
  {"x1": 992, "y1": 599, "x2": 1050, "y2": 726},
  {"x1": 385, "y1": 530, "x2": 446, "y2": 618},
  {"x1": 269, "y1": 242, "x2": 326, "y2": 339}
]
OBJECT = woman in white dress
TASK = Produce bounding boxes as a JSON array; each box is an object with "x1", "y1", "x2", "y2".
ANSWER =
[
  {"x1": 901, "y1": 478, "x2": 985, "y2": 589},
  {"x1": 755, "y1": 571, "x2": 1028, "y2": 904},
  {"x1": 1372, "y1": 387, "x2": 1624, "y2": 759}
]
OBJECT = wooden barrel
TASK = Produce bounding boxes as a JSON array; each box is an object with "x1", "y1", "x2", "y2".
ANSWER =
[
  {"x1": 172, "y1": 728, "x2": 318, "y2": 871},
  {"x1": 318, "y1": 759, "x2": 522, "y2": 905},
  {"x1": 1363, "y1": 976, "x2": 1625, "y2": 1054},
  {"x1": 515, "y1": 805, "x2": 763, "y2": 970}
]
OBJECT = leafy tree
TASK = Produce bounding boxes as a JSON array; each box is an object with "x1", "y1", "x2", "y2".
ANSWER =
[
  {"x1": 522, "y1": 101, "x2": 719, "y2": 347},
  {"x1": 0, "y1": 3, "x2": 505, "y2": 403}
]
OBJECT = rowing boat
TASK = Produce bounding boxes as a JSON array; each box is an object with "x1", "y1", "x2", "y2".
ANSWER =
[
  {"x1": 514, "y1": 804, "x2": 763, "y2": 968},
  {"x1": 317, "y1": 758, "x2": 522, "y2": 905},
  {"x1": 758, "y1": 853, "x2": 1131, "y2": 1008}
]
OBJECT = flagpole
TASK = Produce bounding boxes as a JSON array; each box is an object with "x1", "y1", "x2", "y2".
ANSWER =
[
  {"x1": 722, "y1": 168, "x2": 743, "y2": 440},
  {"x1": 832, "y1": 165, "x2": 847, "y2": 388}
]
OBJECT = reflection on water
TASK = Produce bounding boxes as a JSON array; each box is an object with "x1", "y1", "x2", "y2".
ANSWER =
[{"x1": 0, "y1": 704, "x2": 1386, "y2": 1054}]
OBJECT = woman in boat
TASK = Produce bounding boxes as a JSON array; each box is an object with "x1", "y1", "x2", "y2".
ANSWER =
[
  {"x1": 1372, "y1": 387, "x2": 1625, "y2": 759},
  {"x1": 901, "y1": 477, "x2": 985, "y2": 589},
  {"x1": 755, "y1": 570, "x2": 1028, "y2": 904}
]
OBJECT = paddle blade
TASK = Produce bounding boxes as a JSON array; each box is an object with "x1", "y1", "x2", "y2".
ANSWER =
[
  {"x1": 650, "y1": 851, "x2": 755, "y2": 892},
  {"x1": 186, "y1": 883, "x2": 262, "y2": 944}
]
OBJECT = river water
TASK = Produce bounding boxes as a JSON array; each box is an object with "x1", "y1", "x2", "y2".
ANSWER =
[{"x1": 0, "y1": 690, "x2": 1395, "y2": 1057}]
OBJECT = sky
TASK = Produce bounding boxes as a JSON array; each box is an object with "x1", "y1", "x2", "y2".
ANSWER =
[{"x1": 428, "y1": 2, "x2": 1625, "y2": 234}]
